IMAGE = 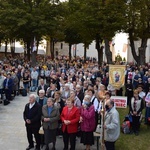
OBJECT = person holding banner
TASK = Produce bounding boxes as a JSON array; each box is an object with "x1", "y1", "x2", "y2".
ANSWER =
[{"x1": 104, "y1": 100, "x2": 120, "y2": 150}]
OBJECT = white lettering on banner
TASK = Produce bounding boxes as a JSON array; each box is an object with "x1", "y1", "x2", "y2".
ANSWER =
[{"x1": 111, "y1": 96, "x2": 127, "y2": 108}]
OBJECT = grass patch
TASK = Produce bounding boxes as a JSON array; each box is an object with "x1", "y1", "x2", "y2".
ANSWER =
[{"x1": 116, "y1": 107, "x2": 150, "y2": 150}]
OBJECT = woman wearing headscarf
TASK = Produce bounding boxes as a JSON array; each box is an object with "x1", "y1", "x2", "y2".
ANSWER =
[{"x1": 42, "y1": 98, "x2": 60, "y2": 150}]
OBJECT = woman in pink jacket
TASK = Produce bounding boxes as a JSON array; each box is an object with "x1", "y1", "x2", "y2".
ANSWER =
[{"x1": 80, "y1": 95, "x2": 96, "y2": 150}]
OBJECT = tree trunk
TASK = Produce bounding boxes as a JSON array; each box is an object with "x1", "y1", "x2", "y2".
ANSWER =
[
  {"x1": 105, "y1": 39, "x2": 112, "y2": 64},
  {"x1": 50, "y1": 37, "x2": 54, "y2": 60},
  {"x1": 5, "y1": 41, "x2": 8, "y2": 57},
  {"x1": 84, "y1": 44, "x2": 87, "y2": 62},
  {"x1": 129, "y1": 30, "x2": 139, "y2": 64},
  {"x1": 138, "y1": 38, "x2": 147, "y2": 65},
  {"x1": 69, "y1": 43, "x2": 72, "y2": 61},
  {"x1": 10, "y1": 39, "x2": 15, "y2": 57},
  {"x1": 96, "y1": 35, "x2": 103, "y2": 66},
  {"x1": 27, "y1": 40, "x2": 31, "y2": 61}
]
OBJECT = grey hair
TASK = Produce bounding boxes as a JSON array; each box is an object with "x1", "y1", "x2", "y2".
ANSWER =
[
  {"x1": 29, "y1": 94, "x2": 37, "y2": 100},
  {"x1": 48, "y1": 97, "x2": 56, "y2": 103},
  {"x1": 39, "y1": 89, "x2": 45, "y2": 94},
  {"x1": 84, "y1": 95, "x2": 91, "y2": 101}
]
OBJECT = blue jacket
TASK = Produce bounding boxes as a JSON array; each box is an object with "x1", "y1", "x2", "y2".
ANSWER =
[{"x1": 3, "y1": 78, "x2": 14, "y2": 90}]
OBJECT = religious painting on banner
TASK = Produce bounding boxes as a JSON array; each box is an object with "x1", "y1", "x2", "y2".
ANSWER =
[{"x1": 109, "y1": 65, "x2": 125, "y2": 89}]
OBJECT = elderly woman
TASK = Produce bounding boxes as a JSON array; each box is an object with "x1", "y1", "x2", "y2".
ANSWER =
[
  {"x1": 61, "y1": 83, "x2": 70, "y2": 101},
  {"x1": 61, "y1": 98, "x2": 80, "y2": 150},
  {"x1": 42, "y1": 98, "x2": 60, "y2": 150},
  {"x1": 54, "y1": 91, "x2": 65, "y2": 135},
  {"x1": 80, "y1": 95, "x2": 95, "y2": 150},
  {"x1": 70, "y1": 90, "x2": 81, "y2": 108},
  {"x1": 129, "y1": 90, "x2": 144, "y2": 135}
]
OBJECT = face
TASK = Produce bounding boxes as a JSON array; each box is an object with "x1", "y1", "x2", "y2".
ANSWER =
[
  {"x1": 88, "y1": 91, "x2": 92, "y2": 97},
  {"x1": 29, "y1": 96, "x2": 35, "y2": 104},
  {"x1": 39, "y1": 92, "x2": 44, "y2": 98},
  {"x1": 134, "y1": 93, "x2": 139, "y2": 97},
  {"x1": 54, "y1": 93, "x2": 60, "y2": 99},
  {"x1": 76, "y1": 87, "x2": 80, "y2": 92},
  {"x1": 100, "y1": 85, "x2": 105, "y2": 91},
  {"x1": 66, "y1": 100, "x2": 73, "y2": 108},
  {"x1": 105, "y1": 94, "x2": 110, "y2": 99},
  {"x1": 47, "y1": 99, "x2": 53, "y2": 107},
  {"x1": 70, "y1": 91, "x2": 75, "y2": 98},
  {"x1": 40, "y1": 80, "x2": 44, "y2": 85}
]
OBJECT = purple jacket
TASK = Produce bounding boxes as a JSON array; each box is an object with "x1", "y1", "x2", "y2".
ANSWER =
[{"x1": 80, "y1": 104, "x2": 95, "y2": 132}]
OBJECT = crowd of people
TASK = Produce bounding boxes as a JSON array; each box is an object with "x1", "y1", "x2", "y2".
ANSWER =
[{"x1": 0, "y1": 56, "x2": 150, "y2": 150}]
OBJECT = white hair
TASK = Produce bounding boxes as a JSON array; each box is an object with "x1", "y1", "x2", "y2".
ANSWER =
[
  {"x1": 39, "y1": 89, "x2": 45, "y2": 94},
  {"x1": 29, "y1": 94, "x2": 37, "y2": 100}
]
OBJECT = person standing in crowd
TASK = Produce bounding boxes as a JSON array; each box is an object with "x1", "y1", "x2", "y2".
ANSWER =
[
  {"x1": 0, "y1": 71, "x2": 5, "y2": 99},
  {"x1": 125, "y1": 79, "x2": 133, "y2": 105},
  {"x1": 133, "y1": 70, "x2": 139, "y2": 89},
  {"x1": 61, "y1": 83, "x2": 71, "y2": 102},
  {"x1": 70, "y1": 90, "x2": 81, "y2": 108},
  {"x1": 76, "y1": 84, "x2": 84, "y2": 103},
  {"x1": 40, "y1": 67, "x2": 45, "y2": 79},
  {"x1": 88, "y1": 89, "x2": 100, "y2": 128},
  {"x1": 54, "y1": 91, "x2": 65, "y2": 135},
  {"x1": 45, "y1": 68, "x2": 51, "y2": 86},
  {"x1": 129, "y1": 90, "x2": 144, "y2": 135},
  {"x1": 23, "y1": 94, "x2": 42, "y2": 150},
  {"x1": 42, "y1": 98, "x2": 60, "y2": 150},
  {"x1": 104, "y1": 100, "x2": 120, "y2": 150},
  {"x1": 36, "y1": 89, "x2": 48, "y2": 107},
  {"x1": 145, "y1": 89, "x2": 150, "y2": 124},
  {"x1": 37, "y1": 79, "x2": 48, "y2": 96},
  {"x1": 80, "y1": 95, "x2": 95, "y2": 150},
  {"x1": 22, "y1": 71, "x2": 30, "y2": 93},
  {"x1": 61, "y1": 98, "x2": 80, "y2": 150},
  {"x1": 137, "y1": 85, "x2": 146, "y2": 99},
  {"x1": 3, "y1": 73, "x2": 14, "y2": 101},
  {"x1": 11, "y1": 70, "x2": 19, "y2": 97},
  {"x1": 31, "y1": 67, "x2": 39, "y2": 91},
  {"x1": 46, "y1": 83, "x2": 58, "y2": 98}
]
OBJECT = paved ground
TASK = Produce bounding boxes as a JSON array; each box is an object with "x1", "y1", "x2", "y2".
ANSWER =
[{"x1": 0, "y1": 93, "x2": 98, "y2": 150}]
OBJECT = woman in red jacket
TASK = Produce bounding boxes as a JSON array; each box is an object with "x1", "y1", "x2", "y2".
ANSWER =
[{"x1": 61, "y1": 98, "x2": 80, "y2": 150}]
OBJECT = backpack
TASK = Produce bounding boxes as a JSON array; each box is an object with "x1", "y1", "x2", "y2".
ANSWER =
[{"x1": 121, "y1": 121, "x2": 130, "y2": 134}]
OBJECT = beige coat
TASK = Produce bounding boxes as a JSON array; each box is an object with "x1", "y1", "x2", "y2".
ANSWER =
[{"x1": 42, "y1": 105, "x2": 60, "y2": 130}]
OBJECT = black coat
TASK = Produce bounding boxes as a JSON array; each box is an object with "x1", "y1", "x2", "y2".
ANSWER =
[
  {"x1": 76, "y1": 90, "x2": 84, "y2": 103},
  {"x1": 37, "y1": 84, "x2": 48, "y2": 95},
  {"x1": 23, "y1": 101, "x2": 42, "y2": 128}
]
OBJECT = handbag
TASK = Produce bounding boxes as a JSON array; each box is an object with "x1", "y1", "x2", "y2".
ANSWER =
[{"x1": 95, "y1": 124, "x2": 101, "y2": 133}]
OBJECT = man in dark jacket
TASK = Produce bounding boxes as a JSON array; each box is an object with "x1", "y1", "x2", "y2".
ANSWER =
[
  {"x1": 23, "y1": 94, "x2": 42, "y2": 150},
  {"x1": 3, "y1": 73, "x2": 14, "y2": 101}
]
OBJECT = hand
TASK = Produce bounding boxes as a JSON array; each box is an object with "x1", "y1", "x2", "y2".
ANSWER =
[
  {"x1": 104, "y1": 125, "x2": 107, "y2": 129},
  {"x1": 44, "y1": 118, "x2": 50, "y2": 122},
  {"x1": 133, "y1": 111, "x2": 137, "y2": 115},
  {"x1": 80, "y1": 116, "x2": 83, "y2": 123},
  {"x1": 26, "y1": 119, "x2": 31, "y2": 124},
  {"x1": 83, "y1": 104, "x2": 87, "y2": 109},
  {"x1": 64, "y1": 120, "x2": 70, "y2": 125}
]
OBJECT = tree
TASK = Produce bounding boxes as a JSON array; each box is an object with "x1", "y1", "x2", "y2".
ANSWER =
[{"x1": 124, "y1": 0, "x2": 150, "y2": 65}]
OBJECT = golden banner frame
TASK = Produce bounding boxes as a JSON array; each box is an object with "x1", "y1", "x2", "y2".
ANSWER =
[{"x1": 109, "y1": 65, "x2": 126, "y2": 89}]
